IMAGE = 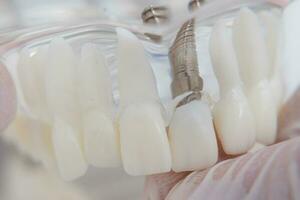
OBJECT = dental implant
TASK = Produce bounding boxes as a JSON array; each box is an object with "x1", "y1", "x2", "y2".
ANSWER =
[
  {"x1": 141, "y1": 5, "x2": 170, "y2": 43},
  {"x1": 169, "y1": 19, "x2": 203, "y2": 105},
  {"x1": 169, "y1": 0, "x2": 203, "y2": 106},
  {"x1": 141, "y1": 5, "x2": 169, "y2": 24}
]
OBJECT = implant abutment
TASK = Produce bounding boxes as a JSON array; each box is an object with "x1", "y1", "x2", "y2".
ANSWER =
[
  {"x1": 169, "y1": 20, "x2": 203, "y2": 104},
  {"x1": 141, "y1": 5, "x2": 169, "y2": 24},
  {"x1": 188, "y1": 0, "x2": 205, "y2": 12}
]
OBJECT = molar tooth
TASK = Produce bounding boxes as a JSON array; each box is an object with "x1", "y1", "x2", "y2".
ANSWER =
[
  {"x1": 45, "y1": 38, "x2": 87, "y2": 180},
  {"x1": 78, "y1": 44, "x2": 120, "y2": 167},
  {"x1": 210, "y1": 21, "x2": 256, "y2": 154},
  {"x1": 116, "y1": 28, "x2": 171, "y2": 175},
  {"x1": 169, "y1": 100, "x2": 218, "y2": 172},
  {"x1": 233, "y1": 8, "x2": 277, "y2": 145}
]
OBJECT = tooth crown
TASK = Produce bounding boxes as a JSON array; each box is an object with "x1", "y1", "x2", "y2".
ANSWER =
[
  {"x1": 6, "y1": 6, "x2": 285, "y2": 180},
  {"x1": 119, "y1": 102, "x2": 171, "y2": 175},
  {"x1": 232, "y1": 8, "x2": 280, "y2": 145},
  {"x1": 168, "y1": 18, "x2": 219, "y2": 172},
  {"x1": 116, "y1": 28, "x2": 171, "y2": 175}
]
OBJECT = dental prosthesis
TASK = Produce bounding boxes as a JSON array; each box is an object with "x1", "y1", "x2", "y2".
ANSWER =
[{"x1": 2, "y1": 4, "x2": 285, "y2": 181}]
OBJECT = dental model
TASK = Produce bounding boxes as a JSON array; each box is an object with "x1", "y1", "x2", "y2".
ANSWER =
[
  {"x1": 210, "y1": 21, "x2": 256, "y2": 154},
  {"x1": 78, "y1": 44, "x2": 121, "y2": 167},
  {"x1": 168, "y1": 20, "x2": 218, "y2": 172},
  {"x1": 233, "y1": 8, "x2": 278, "y2": 145},
  {"x1": 116, "y1": 28, "x2": 171, "y2": 176},
  {"x1": 45, "y1": 38, "x2": 87, "y2": 181},
  {"x1": 17, "y1": 47, "x2": 49, "y2": 122},
  {"x1": 259, "y1": 11, "x2": 283, "y2": 111}
]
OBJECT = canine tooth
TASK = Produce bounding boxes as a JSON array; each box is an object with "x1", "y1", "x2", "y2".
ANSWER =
[
  {"x1": 169, "y1": 100, "x2": 218, "y2": 172},
  {"x1": 45, "y1": 38, "x2": 87, "y2": 179},
  {"x1": 233, "y1": 8, "x2": 271, "y2": 85},
  {"x1": 17, "y1": 47, "x2": 49, "y2": 122},
  {"x1": 233, "y1": 8, "x2": 277, "y2": 145},
  {"x1": 210, "y1": 21, "x2": 256, "y2": 154},
  {"x1": 116, "y1": 28, "x2": 171, "y2": 175},
  {"x1": 78, "y1": 44, "x2": 120, "y2": 167},
  {"x1": 52, "y1": 117, "x2": 87, "y2": 181},
  {"x1": 259, "y1": 11, "x2": 283, "y2": 109}
]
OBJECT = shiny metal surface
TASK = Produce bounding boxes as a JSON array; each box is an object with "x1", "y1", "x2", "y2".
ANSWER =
[
  {"x1": 169, "y1": 19, "x2": 203, "y2": 105},
  {"x1": 141, "y1": 5, "x2": 169, "y2": 24}
]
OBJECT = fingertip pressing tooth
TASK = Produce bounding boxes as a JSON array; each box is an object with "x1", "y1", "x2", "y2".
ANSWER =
[
  {"x1": 169, "y1": 100, "x2": 218, "y2": 172},
  {"x1": 52, "y1": 117, "x2": 87, "y2": 181},
  {"x1": 119, "y1": 103, "x2": 171, "y2": 176}
]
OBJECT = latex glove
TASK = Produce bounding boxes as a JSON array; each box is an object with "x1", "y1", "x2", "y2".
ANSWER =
[{"x1": 144, "y1": 88, "x2": 300, "y2": 200}]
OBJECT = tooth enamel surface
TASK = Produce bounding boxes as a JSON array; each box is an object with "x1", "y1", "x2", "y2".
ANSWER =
[
  {"x1": 17, "y1": 47, "x2": 49, "y2": 122},
  {"x1": 116, "y1": 28, "x2": 171, "y2": 175},
  {"x1": 210, "y1": 21, "x2": 256, "y2": 154},
  {"x1": 45, "y1": 38, "x2": 87, "y2": 179},
  {"x1": 52, "y1": 117, "x2": 87, "y2": 181},
  {"x1": 4, "y1": 114, "x2": 55, "y2": 169},
  {"x1": 169, "y1": 100, "x2": 218, "y2": 172},
  {"x1": 116, "y1": 28, "x2": 160, "y2": 106},
  {"x1": 78, "y1": 44, "x2": 120, "y2": 167},
  {"x1": 233, "y1": 8, "x2": 277, "y2": 145},
  {"x1": 260, "y1": 11, "x2": 283, "y2": 110}
]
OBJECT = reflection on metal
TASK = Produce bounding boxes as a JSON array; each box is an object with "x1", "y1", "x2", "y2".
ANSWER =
[
  {"x1": 188, "y1": 0, "x2": 205, "y2": 12},
  {"x1": 169, "y1": 19, "x2": 203, "y2": 106},
  {"x1": 141, "y1": 5, "x2": 169, "y2": 24}
]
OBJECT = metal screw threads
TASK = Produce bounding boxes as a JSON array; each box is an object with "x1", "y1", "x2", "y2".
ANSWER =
[
  {"x1": 169, "y1": 19, "x2": 203, "y2": 106},
  {"x1": 188, "y1": 0, "x2": 205, "y2": 11},
  {"x1": 141, "y1": 5, "x2": 169, "y2": 24}
]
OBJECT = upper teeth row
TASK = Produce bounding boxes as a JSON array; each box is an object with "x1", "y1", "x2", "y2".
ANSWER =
[{"x1": 5, "y1": 7, "x2": 282, "y2": 181}]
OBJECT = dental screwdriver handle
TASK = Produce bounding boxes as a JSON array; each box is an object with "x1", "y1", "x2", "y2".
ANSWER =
[{"x1": 169, "y1": 19, "x2": 203, "y2": 105}]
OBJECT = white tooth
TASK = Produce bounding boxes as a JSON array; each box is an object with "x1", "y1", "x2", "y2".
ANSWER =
[
  {"x1": 259, "y1": 11, "x2": 283, "y2": 109},
  {"x1": 52, "y1": 117, "x2": 87, "y2": 181},
  {"x1": 116, "y1": 28, "x2": 160, "y2": 106},
  {"x1": 169, "y1": 100, "x2": 218, "y2": 172},
  {"x1": 4, "y1": 114, "x2": 55, "y2": 169},
  {"x1": 17, "y1": 47, "x2": 49, "y2": 122},
  {"x1": 78, "y1": 44, "x2": 120, "y2": 167},
  {"x1": 210, "y1": 21, "x2": 256, "y2": 154},
  {"x1": 45, "y1": 38, "x2": 87, "y2": 179},
  {"x1": 233, "y1": 8, "x2": 277, "y2": 145},
  {"x1": 116, "y1": 28, "x2": 171, "y2": 175}
]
